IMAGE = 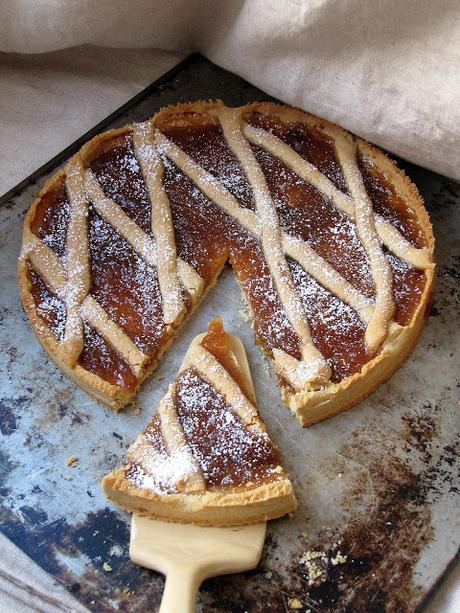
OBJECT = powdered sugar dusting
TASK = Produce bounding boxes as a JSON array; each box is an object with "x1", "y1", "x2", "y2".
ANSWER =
[
  {"x1": 126, "y1": 437, "x2": 194, "y2": 495},
  {"x1": 253, "y1": 145, "x2": 375, "y2": 299},
  {"x1": 175, "y1": 368, "x2": 281, "y2": 489},
  {"x1": 245, "y1": 111, "x2": 348, "y2": 193},
  {"x1": 33, "y1": 191, "x2": 70, "y2": 258},
  {"x1": 79, "y1": 322, "x2": 137, "y2": 389},
  {"x1": 230, "y1": 233, "x2": 302, "y2": 359},
  {"x1": 88, "y1": 209, "x2": 165, "y2": 355},
  {"x1": 90, "y1": 136, "x2": 152, "y2": 234}
]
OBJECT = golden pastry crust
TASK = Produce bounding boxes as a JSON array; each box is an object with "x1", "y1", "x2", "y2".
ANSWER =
[
  {"x1": 18, "y1": 100, "x2": 434, "y2": 423},
  {"x1": 103, "y1": 468, "x2": 296, "y2": 527}
]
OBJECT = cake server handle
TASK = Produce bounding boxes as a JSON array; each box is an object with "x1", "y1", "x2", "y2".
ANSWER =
[{"x1": 159, "y1": 563, "x2": 202, "y2": 613}]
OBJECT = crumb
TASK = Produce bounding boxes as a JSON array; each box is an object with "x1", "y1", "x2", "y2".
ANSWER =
[
  {"x1": 122, "y1": 586, "x2": 132, "y2": 597},
  {"x1": 299, "y1": 547, "x2": 347, "y2": 585},
  {"x1": 63, "y1": 474, "x2": 73, "y2": 481},
  {"x1": 103, "y1": 562, "x2": 113, "y2": 572},
  {"x1": 264, "y1": 571, "x2": 273, "y2": 579},
  {"x1": 109, "y1": 544, "x2": 123, "y2": 557},
  {"x1": 299, "y1": 550, "x2": 327, "y2": 586},
  {"x1": 288, "y1": 597, "x2": 303, "y2": 609},
  {"x1": 330, "y1": 551, "x2": 347, "y2": 566},
  {"x1": 300, "y1": 550, "x2": 324, "y2": 562},
  {"x1": 67, "y1": 455, "x2": 79, "y2": 467},
  {"x1": 157, "y1": 376, "x2": 165, "y2": 381},
  {"x1": 134, "y1": 407, "x2": 142, "y2": 415}
]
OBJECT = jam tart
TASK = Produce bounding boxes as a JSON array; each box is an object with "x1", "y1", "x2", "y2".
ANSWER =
[
  {"x1": 18, "y1": 101, "x2": 435, "y2": 426},
  {"x1": 102, "y1": 317, "x2": 297, "y2": 526}
]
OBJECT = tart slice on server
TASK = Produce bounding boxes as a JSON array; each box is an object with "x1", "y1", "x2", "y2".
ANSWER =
[{"x1": 103, "y1": 317, "x2": 297, "y2": 526}]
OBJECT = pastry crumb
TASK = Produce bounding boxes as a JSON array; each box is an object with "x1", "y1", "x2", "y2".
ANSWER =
[
  {"x1": 134, "y1": 406, "x2": 142, "y2": 415},
  {"x1": 66, "y1": 455, "x2": 79, "y2": 467},
  {"x1": 103, "y1": 562, "x2": 113, "y2": 572},
  {"x1": 299, "y1": 547, "x2": 347, "y2": 586},
  {"x1": 288, "y1": 597, "x2": 303, "y2": 609},
  {"x1": 331, "y1": 551, "x2": 347, "y2": 565}
]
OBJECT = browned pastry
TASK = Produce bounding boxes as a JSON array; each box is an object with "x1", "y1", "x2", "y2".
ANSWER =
[
  {"x1": 103, "y1": 317, "x2": 297, "y2": 526},
  {"x1": 18, "y1": 101, "x2": 435, "y2": 425}
]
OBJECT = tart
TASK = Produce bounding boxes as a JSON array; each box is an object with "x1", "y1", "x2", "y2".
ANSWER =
[
  {"x1": 18, "y1": 100, "x2": 435, "y2": 425},
  {"x1": 102, "y1": 317, "x2": 297, "y2": 526}
]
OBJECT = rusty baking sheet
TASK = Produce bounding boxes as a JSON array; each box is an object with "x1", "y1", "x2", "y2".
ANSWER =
[{"x1": 0, "y1": 55, "x2": 459, "y2": 612}]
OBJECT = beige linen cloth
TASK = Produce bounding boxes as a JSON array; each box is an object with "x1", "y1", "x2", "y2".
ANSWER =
[
  {"x1": 0, "y1": 1, "x2": 459, "y2": 612},
  {"x1": 1, "y1": 0, "x2": 460, "y2": 193}
]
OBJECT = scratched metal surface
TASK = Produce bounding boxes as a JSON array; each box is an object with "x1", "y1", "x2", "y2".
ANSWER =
[{"x1": 0, "y1": 56, "x2": 459, "y2": 613}]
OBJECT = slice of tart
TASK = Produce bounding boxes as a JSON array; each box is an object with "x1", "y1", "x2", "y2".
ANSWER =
[
  {"x1": 102, "y1": 317, "x2": 297, "y2": 526},
  {"x1": 19, "y1": 100, "x2": 435, "y2": 425}
]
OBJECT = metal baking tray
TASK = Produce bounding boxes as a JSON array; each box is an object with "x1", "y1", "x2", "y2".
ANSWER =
[{"x1": 1, "y1": 54, "x2": 459, "y2": 612}]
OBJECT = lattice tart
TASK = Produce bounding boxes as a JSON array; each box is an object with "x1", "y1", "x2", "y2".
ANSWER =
[
  {"x1": 18, "y1": 100, "x2": 435, "y2": 426},
  {"x1": 103, "y1": 317, "x2": 297, "y2": 526}
]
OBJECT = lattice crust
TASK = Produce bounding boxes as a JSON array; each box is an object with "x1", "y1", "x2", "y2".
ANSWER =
[
  {"x1": 102, "y1": 325, "x2": 297, "y2": 526},
  {"x1": 18, "y1": 100, "x2": 435, "y2": 425}
]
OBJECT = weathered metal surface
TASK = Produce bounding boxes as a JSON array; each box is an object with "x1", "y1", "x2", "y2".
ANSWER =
[{"x1": 0, "y1": 55, "x2": 459, "y2": 612}]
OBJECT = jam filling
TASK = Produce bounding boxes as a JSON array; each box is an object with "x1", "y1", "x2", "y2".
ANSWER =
[
  {"x1": 90, "y1": 134, "x2": 153, "y2": 235},
  {"x1": 28, "y1": 265, "x2": 66, "y2": 340},
  {"x1": 78, "y1": 322, "x2": 137, "y2": 390},
  {"x1": 386, "y1": 251, "x2": 425, "y2": 325},
  {"x1": 88, "y1": 207, "x2": 167, "y2": 356},
  {"x1": 144, "y1": 418, "x2": 168, "y2": 455},
  {"x1": 200, "y1": 316, "x2": 252, "y2": 400},
  {"x1": 30, "y1": 177, "x2": 70, "y2": 257},
  {"x1": 230, "y1": 233, "x2": 302, "y2": 360},
  {"x1": 358, "y1": 154, "x2": 425, "y2": 248},
  {"x1": 174, "y1": 368, "x2": 280, "y2": 488},
  {"x1": 288, "y1": 259, "x2": 369, "y2": 382},
  {"x1": 163, "y1": 156, "x2": 231, "y2": 283}
]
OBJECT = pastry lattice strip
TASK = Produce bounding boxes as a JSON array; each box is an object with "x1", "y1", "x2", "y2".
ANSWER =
[
  {"x1": 24, "y1": 236, "x2": 149, "y2": 375},
  {"x1": 57, "y1": 158, "x2": 91, "y2": 368}
]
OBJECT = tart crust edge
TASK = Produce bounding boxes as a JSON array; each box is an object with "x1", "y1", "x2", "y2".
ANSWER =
[{"x1": 102, "y1": 468, "x2": 296, "y2": 526}]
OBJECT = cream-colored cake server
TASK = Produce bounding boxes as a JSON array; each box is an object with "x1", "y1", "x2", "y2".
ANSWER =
[{"x1": 130, "y1": 515, "x2": 266, "y2": 612}]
